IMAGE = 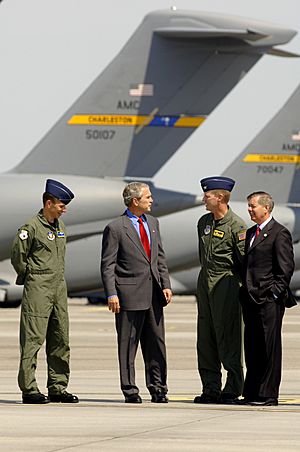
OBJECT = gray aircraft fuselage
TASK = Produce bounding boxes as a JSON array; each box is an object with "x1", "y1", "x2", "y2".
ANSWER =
[
  {"x1": 60, "y1": 201, "x2": 300, "y2": 294},
  {"x1": 0, "y1": 173, "x2": 200, "y2": 261}
]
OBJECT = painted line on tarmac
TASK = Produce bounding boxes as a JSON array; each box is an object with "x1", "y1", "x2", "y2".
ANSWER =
[
  {"x1": 168, "y1": 396, "x2": 300, "y2": 411},
  {"x1": 169, "y1": 396, "x2": 300, "y2": 404},
  {"x1": 86, "y1": 306, "x2": 108, "y2": 312},
  {"x1": 2, "y1": 399, "x2": 299, "y2": 412}
]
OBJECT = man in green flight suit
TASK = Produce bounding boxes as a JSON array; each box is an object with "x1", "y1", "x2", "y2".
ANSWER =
[
  {"x1": 194, "y1": 176, "x2": 246, "y2": 404},
  {"x1": 11, "y1": 179, "x2": 79, "y2": 404}
]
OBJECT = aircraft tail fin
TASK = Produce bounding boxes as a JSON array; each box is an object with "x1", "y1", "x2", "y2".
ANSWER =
[
  {"x1": 224, "y1": 83, "x2": 300, "y2": 204},
  {"x1": 13, "y1": 9, "x2": 296, "y2": 179}
]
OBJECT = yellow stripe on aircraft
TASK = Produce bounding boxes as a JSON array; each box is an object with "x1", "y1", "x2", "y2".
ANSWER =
[
  {"x1": 175, "y1": 116, "x2": 206, "y2": 127},
  {"x1": 243, "y1": 154, "x2": 300, "y2": 164},
  {"x1": 67, "y1": 114, "x2": 206, "y2": 128},
  {"x1": 68, "y1": 115, "x2": 147, "y2": 126}
]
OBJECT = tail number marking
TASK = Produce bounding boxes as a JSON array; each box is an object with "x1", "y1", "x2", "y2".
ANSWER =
[
  {"x1": 257, "y1": 165, "x2": 283, "y2": 174},
  {"x1": 86, "y1": 130, "x2": 115, "y2": 140}
]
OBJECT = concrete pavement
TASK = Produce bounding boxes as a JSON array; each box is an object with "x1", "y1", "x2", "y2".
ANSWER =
[{"x1": 0, "y1": 297, "x2": 299, "y2": 451}]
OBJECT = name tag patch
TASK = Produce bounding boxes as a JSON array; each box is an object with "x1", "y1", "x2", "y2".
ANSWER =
[
  {"x1": 57, "y1": 231, "x2": 65, "y2": 237},
  {"x1": 213, "y1": 229, "x2": 224, "y2": 239}
]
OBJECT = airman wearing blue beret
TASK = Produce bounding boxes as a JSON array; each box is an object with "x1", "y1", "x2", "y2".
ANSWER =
[
  {"x1": 200, "y1": 176, "x2": 235, "y2": 193},
  {"x1": 11, "y1": 179, "x2": 78, "y2": 404},
  {"x1": 194, "y1": 176, "x2": 246, "y2": 405},
  {"x1": 45, "y1": 178, "x2": 74, "y2": 205}
]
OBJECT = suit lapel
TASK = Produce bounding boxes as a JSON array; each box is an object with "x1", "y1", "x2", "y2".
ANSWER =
[
  {"x1": 122, "y1": 215, "x2": 149, "y2": 260},
  {"x1": 245, "y1": 226, "x2": 255, "y2": 253},
  {"x1": 247, "y1": 218, "x2": 274, "y2": 253}
]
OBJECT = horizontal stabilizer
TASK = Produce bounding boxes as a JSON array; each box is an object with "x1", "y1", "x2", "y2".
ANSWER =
[
  {"x1": 266, "y1": 48, "x2": 300, "y2": 58},
  {"x1": 155, "y1": 27, "x2": 268, "y2": 41}
]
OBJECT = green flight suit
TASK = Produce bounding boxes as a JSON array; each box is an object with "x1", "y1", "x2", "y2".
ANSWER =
[
  {"x1": 11, "y1": 210, "x2": 70, "y2": 395},
  {"x1": 196, "y1": 207, "x2": 246, "y2": 398}
]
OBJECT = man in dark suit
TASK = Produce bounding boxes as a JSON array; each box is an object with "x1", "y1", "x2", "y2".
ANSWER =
[
  {"x1": 101, "y1": 182, "x2": 172, "y2": 404},
  {"x1": 239, "y1": 191, "x2": 295, "y2": 406}
]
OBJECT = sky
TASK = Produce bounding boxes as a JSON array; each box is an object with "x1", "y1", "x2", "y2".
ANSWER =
[{"x1": 0, "y1": 0, "x2": 300, "y2": 194}]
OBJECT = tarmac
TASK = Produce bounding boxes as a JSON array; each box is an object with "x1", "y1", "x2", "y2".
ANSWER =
[{"x1": 0, "y1": 296, "x2": 299, "y2": 451}]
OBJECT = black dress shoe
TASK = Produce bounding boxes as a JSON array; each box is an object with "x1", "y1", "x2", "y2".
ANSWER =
[
  {"x1": 233, "y1": 397, "x2": 250, "y2": 405},
  {"x1": 22, "y1": 392, "x2": 50, "y2": 404},
  {"x1": 249, "y1": 398, "x2": 278, "y2": 406},
  {"x1": 232, "y1": 397, "x2": 257, "y2": 405},
  {"x1": 219, "y1": 393, "x2": 239, "y2": 404},
  {"x1": 151, "y1": 391, "x2": 168, "y2": 403},
  {"x1": 125, "y1": 394, "x2": 142, "y2": 404},
  {"x1": 194, "y1": 393, "x2": 220, "y2": 404},
  {"x1": 49, "y1": 391, "x2": 79, "y2": 403}
]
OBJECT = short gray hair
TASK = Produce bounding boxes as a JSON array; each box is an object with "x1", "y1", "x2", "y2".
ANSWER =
[
  {"x1": 247, "y1": 191, "x2": 274, "y2": 212},
  {"x1": 122, "y1": 182, "x2": 149, "y2": 207}
]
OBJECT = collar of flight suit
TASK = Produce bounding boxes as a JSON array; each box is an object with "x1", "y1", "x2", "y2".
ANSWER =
[
  {"x1": 37, "y1": 209, "x2": 60, "y2": 231},
  {"x1": 209, "y1": 205, "x2": 234, "y2": 226}
]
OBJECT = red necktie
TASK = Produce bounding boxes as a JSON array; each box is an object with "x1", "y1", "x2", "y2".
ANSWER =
[
  {"x1": 255, "y1": 226, "x2": 260, "y2": 238},
  {"x1": 138, "y1": 217, "x2": 151, "y2": 259}
]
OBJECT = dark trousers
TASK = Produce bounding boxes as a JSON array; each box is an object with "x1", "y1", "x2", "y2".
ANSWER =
[
  {"x1": 115, "y1": 298, "x2": 167, "y2": 398},
  {"x1": 197, "y1": 274, "x2": 243, "y2": 397},
  {"x1": 241, "y1": 298, "x2": 285, "y2": 399}
]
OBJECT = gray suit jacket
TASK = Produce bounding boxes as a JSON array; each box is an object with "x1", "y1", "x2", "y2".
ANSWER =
[{"x1": 101, "y1": 213, "x2": 171, "y2": 310}]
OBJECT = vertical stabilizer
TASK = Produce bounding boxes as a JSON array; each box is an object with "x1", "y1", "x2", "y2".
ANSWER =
[
  {"x1": 13, "y1": 9, "x2": 296, "y2": 178},
  {"x1": 225, "y1": 84, "x2": 300, "y2": 204}
]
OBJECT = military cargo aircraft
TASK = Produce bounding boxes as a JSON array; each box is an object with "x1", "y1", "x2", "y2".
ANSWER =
[
  {"x1": 53, "y1": 81, "x2": 300, "y2": 300},
  {"x1": 0, "y1": 9, "x2": 297, "y2": 305},
  {"x1": 158, "y1": 81, "x2": 300, "y2": 295}
]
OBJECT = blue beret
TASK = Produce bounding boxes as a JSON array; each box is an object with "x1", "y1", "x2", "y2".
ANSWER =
[
  {"x1": 200, "y1": 176, "x2": 235, "y2": 192},
  {"x1": 45, "y1": 179, "x2": 74, "y2": 205}
]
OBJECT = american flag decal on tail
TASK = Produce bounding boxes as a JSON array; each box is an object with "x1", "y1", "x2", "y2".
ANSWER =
[
  {"x1": 129, "y1": 83, "x2": 154, "y2": 96},
  {"x1": 292, "y1": 130, "x2": 300, "y2": 141}
]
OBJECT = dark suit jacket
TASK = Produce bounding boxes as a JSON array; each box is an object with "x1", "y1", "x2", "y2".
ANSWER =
[
  {"x1": 242, "y1": 218, "x2": 295, "y2": 306},
  {"x1": 101, "y1": 213, "x2": 171, "y2": 310}
]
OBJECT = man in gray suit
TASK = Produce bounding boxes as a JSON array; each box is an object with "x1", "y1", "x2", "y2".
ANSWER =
[{"x1": 101, "y1": 182, "x2": 172, "y2": 404}]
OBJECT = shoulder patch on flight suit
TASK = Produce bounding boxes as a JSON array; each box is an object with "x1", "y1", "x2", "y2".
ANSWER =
[
  {"x1": 238, "y1": 230, "x2": 246, "y2": 241},
  {"x1": 213, "y1": 229, "x2": 224, "y2": 239},
  {"x1": 19, "y1": 230, "x2": 28, "y2": 240},
  {"x1": 204, "y1": 225, "x2": 211, "y2": 235}
]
